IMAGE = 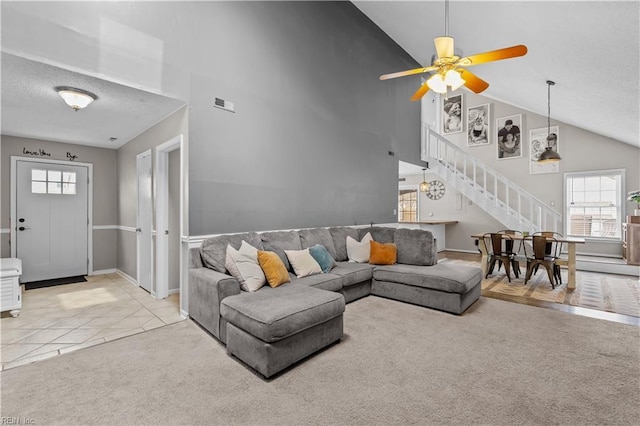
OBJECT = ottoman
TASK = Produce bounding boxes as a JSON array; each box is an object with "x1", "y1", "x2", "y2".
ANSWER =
[
  {"x1": 220, "y1": 283, "x2": 345, "y2": 378},
  {"x1": 371, "y1": 262, "x2": 482, "y2": 314}
]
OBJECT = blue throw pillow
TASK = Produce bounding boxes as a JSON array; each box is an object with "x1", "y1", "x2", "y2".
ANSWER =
[{"x1": 308, "y1": 244, "x2": 337, "y2": 273}]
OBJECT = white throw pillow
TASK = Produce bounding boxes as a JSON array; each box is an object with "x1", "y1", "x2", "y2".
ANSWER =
[
  {"x1": 225, "y1": 241, "x2": 266, "y2": 292},
  {"x1": 346, "y1": 232, "x2": 373, "y2": 263},
  {"x1": 284, "y1": 248, "x2": 322, "y2": 278}
]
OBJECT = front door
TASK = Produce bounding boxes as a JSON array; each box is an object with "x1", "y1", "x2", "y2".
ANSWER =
[{"x1": 16, "y1": 160, "x2": 89, "y2": 283}]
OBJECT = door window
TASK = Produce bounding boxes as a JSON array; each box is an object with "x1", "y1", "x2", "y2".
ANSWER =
[{"x1": 31, "y1": 169, "x2": 77, "y2": 195}]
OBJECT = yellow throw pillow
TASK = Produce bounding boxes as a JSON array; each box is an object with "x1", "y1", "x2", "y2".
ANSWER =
[
  {"x1": 369, "y1": 241, "x2": 397, "y2": 265},
  {"x1": 257, "y1": 250, "x2": 291, "y2": 288}
]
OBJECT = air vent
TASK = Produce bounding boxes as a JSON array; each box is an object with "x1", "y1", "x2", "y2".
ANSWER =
[
  {"x1": 109, "y1": 137, "x2": 118, "y2": 142},
  {"x1": 214, "y1": 97, "x2": 235, "y2": 113}
]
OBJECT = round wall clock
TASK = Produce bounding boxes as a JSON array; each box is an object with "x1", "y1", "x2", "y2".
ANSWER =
[{"x1": 426, "y1": 180, "x2": 446, "y2": 200}]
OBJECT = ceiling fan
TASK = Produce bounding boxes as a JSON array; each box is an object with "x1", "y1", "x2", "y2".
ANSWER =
[{"x1": 379, "y1": 0, "x2": 528, "y2": 101}]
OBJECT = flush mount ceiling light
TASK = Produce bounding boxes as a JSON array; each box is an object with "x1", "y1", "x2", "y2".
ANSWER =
[
  {"x1": 420, "y1": 168, "x2": 430, "y2": 192},
  {"x1": 538, "y1": 80, "x2": 562, "y2": 163},
  {"x1": 55, "y1": 86, "x2": 97, "y2": 111}
]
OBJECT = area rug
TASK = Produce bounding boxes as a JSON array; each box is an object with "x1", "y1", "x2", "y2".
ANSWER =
[
  {"x1": 440, "y1": 258, "x2": 640, "y2": 317},
  {"x1": 1, "y1": 297, "x2": 638, "y2": 425}
]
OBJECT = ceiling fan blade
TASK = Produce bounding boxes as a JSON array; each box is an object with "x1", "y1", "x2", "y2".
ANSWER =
[
  {"x1": 434, "y1": 36, "x2": 454, "y2": 58},
  {"x1": 380, "y1": 66, "x2": 437, "y2": 80},
  {"x1": 459, "y1": 69, "x2": 489, "y2": 93},
  {"x1": 410, "y1": 82, "x2": 430, "y2": 102},
  {"x1": 458, "y1": 45, "x2": 528, "y2": 67}
]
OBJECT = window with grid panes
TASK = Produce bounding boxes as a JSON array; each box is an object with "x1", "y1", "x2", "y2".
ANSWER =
[
  {"x1": 398, "y1": 189, "x2": 418, "y2": 222},
  {"x1": 565, "y1": 170, "x2": 624, "y2": 240}
]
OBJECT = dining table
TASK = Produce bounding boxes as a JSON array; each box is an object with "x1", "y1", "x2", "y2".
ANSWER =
[{"x1": 471, "y1": 233, "x2": 586, "y2": 290}]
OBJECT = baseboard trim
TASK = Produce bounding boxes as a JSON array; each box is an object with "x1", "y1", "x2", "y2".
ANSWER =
[
  {"x1": 168, "y1": 288, "x2": 180, "y2": 295},
  {"x1": 116, "y1": 269, "x2": 137, "y2": 285},
  {"x1": 443, "y1": 248, "x2": 480, "y2": 254},
  {"x1": 91, "y1": 268, "x2": 117, "y2": 275}
]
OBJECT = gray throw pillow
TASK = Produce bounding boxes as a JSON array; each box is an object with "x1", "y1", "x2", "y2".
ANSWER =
[
  {"x1": 394, "y1": 228, "x2": 438, "y2": 266},
  {"x1": 200, "y1": 232, "x2": 263, "y2": 273}
]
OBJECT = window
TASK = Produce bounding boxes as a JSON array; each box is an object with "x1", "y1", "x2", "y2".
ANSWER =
[
  {"x1": 398, "y1": 188, "x2": 418, "y2": 222},
  {"x1": 32, "y1": 169, "x2": 76, "y2": 195},
  {"x1": 565, "y1": 170, "x2": 624, "y2": 240}
]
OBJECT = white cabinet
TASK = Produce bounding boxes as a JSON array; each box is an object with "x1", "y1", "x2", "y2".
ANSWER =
[{"x1": 1, "y1": 258, "x2": 22, "y2": 317}]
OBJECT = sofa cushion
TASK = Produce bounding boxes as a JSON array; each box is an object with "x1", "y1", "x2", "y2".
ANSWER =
[
  {"x1": 260, "y1": 231, "x2": 302, "y2": 271},
  {"x1": 331, "y1": 262, "x2": 374, "y2": 287},
  {"x1": 394, "y1": 228, "x2": 438, "y2": 266},
  {"x1": 359, "y1": 226, "x2": 396, "y2": 243},
  {"x1": 220, "y1": 284, "x2": 345, "y2": 343},
  {"x1": 372, "y1": 263, "x2": 481, "y2": 294},
  {"x1": 225, "y1": 241, "x2": 266, "y2": 292},
  {"x1": 369, "y1": 241, "x2": 397, "y2": 265},
  {"x1": 285, "y1": 249, "x2": 322, "y2": 278},
  {"x1": 290, "y1": 272, "x2": 343, "y2": 292},
  {"x1": 308, "y1": 244, "x2": 337, "y2": 273},
  {"x1": 347, "y1": 232, "x2": 373, "y2": 263},
  {"x1": 257, "y1": 251, "x2": 291, "y2": 288},
  {"x1": 201, "y1": 232, "x2": 263, "y2": 273},
  {"x1": 328, "y1": 227, "x2": 360, "y2": 262},
  {"x1": 299, "y1": 228, "x2": 337, "y2": 260}
]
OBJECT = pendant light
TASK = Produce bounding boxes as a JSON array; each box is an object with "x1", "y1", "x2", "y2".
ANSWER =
[
  {"x1": 537, "y1": 80, "x2": 561, "y2": 163},
  {"x1": 420, "y1": 168, "x2": 430, "y2": 192}
]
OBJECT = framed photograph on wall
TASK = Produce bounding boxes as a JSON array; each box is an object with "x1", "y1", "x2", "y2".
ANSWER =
[
  {"x1": 530, "y1": 126, "x2": 559, "y2": 174},
  {"x1": 496, "y1": 114, "x2": 522, "y2": 160},
  {"x1": 442, "y1": 94, "x2": 463, "y2": 135},
  {"x1": 467, "y1": 104, "x2": 490, "y2": 147}
]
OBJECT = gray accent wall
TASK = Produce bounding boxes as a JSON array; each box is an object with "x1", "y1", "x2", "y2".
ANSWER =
[
  {"x1": 186, "y1": 2, "x2": 420, "y2": 235},
  {"x1": 0, "y1": 135, "x2": 117, "y2": 268}
]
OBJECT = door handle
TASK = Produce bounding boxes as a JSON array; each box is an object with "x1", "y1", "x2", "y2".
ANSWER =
[
  {"x1": 164, "y1": 230, "x2": 169, "y2": 235},
  {"x1": 136, "y1": 228, "x2": 142, "y2": 233},
  {"x1": 18, "y1": 226, "x2": 31, "y2": 231}
]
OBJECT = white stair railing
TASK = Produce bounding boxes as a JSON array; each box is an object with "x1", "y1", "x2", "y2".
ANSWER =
[{"x1": 422, "y1": 125, "x2": 562, "y2": 233}]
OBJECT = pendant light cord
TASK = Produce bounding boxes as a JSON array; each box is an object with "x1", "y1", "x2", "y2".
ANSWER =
[{"x1": 547, "y1": 82, "x2": 551, "y2": 136}]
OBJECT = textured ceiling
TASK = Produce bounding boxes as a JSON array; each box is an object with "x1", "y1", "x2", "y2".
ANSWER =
[
  {"x1": 1, "y1": 53, "x2": 185, "y2": 149},
  {"x1": 353, "y1": 0, "x2": 639, "y2": 147}
]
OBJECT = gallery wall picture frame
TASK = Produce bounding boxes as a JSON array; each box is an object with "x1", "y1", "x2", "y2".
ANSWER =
[
  {"x1": 467, "y1": 103, "x2": 490, "y2": 147},
  {"x1": 442, "y1": 94, "x2": 463, "y2": 135},
  {"x1": 496, "y1": 114, "x2": 523, "y2": 160},
  {"x1": 529, "y1": 125, "x2": 559, "y2": 174}
]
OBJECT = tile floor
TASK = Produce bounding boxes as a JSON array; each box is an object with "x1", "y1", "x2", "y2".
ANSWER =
[{"x1": 1, "y1": 273, "x2": 183, "y2": 370}]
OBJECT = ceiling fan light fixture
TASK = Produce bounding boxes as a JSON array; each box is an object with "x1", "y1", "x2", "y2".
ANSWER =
[
  {"x1": 444, "y1": 69, "x2": 465, "y2": 91},
  {"x1": 55, "y1": 86, "x2": 97, "y2": 111},
  {"x1": 426, "y1": 74, "x2": 447, "y2": 93}
]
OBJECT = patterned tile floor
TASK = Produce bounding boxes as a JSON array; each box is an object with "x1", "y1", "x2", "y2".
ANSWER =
[{"x1": 1, "y1": 273, "x2": 183, "y2": 370}]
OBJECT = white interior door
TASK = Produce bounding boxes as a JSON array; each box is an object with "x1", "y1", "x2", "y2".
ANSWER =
[
  {"x1": 137, "y1": 151, "x2": 153, "y2": 293},
  {"x1": 16, "y1": 160, "x2": 88, "y2": 283}
]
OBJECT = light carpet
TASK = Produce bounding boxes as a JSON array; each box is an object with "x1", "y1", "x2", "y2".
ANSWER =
[
  {"x1": 1, "y1": 296, "x2": 639, "y2": 425},
  {"x1": 440, "y1": 258, "x2": 640, "y2": 317}
]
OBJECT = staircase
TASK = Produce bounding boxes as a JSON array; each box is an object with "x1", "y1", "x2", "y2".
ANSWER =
[{"x1": 421, "y1": 126, "x2": 562, "y2": 233}]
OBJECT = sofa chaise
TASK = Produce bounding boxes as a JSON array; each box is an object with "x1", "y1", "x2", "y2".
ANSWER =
[{"x1": 189, "y1": 226, "x2": 481, "y2": 378}]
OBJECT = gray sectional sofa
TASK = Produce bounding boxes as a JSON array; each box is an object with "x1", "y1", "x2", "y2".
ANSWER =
[{"x1": 189, "y1": 226, "x2": 482, "y2": 378}]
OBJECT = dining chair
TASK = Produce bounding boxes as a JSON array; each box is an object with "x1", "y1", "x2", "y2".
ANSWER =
[
  {"x1": 524, "y1": 235, "x2": 562, "y2": 288},
  {"x1": 497, "y1": 229, "x2": 524, "y2": 277},
  {"x1": 531, "y1": 231, "x2": 564, "y2": 284},
  {"x1": 481, "y1": 233, "x2": 517, "y2": 282}
]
